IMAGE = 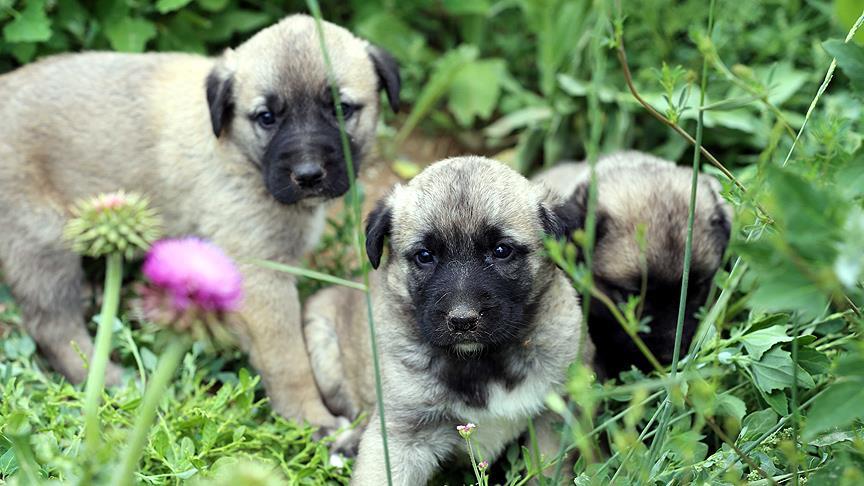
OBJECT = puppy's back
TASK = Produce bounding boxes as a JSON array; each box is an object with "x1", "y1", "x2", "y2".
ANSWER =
[{"x1": 0, "y1": 52, "x2": 213, "y2": 206}]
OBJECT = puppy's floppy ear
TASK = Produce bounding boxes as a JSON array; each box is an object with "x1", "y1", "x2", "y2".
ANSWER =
[
  {"x1": 365, "y1": 198, "x2": 393, "y2": 269},
  {"x1": 539, "y1": 181, "x2": 589, "y2": 240},
  {"x1": 366, "y1": 44, "x2": 401, "y2": 113},
  {"x1": 539, "y1": 203, "x2": 581, "y2": 240},
  {"x1": 206, "y1": 65, "x2": 235, "y2": 137}
]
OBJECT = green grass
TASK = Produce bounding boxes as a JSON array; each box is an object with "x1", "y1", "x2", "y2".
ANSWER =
[{"x1": 3, "y1": 0, "x2": 864, "y2": 484}]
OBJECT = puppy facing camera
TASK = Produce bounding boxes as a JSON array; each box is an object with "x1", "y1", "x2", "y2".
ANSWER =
[{"x1": 304, "y1": 156, "x2": 592, "y2": 484}]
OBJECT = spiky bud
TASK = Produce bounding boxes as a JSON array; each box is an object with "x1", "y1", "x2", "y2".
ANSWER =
[{"x1": 63, "y1": 191, "x2": 161, "y2": 259}]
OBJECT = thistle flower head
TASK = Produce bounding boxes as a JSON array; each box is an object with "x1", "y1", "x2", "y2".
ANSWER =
[
  {"x1": 478, "y1": 460, "x2": 489, "y2": 471},
  {"x1": 137, "y1": 238, "x2": 243, "y2": 341},
  {"x1": 64, "y1": 190, "x2": 162, "y2": 259},
  {"x1": 457, "y1": 423, "x2": 477, "y2": 439}
]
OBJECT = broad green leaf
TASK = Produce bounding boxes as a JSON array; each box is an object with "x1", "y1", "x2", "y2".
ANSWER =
[
  {"x1": 55, "y1": 0, "x2": 89, "y2": 41},
  {"x1": 809, "y1": 430, "x2": 856, "y2": 447},
  {"x1": 745, "y1": 314, "x2": 788, "y2": 333},
  {"x1": 3, "y1": 0, "x2": 51, "y2": 43},
  {"x1": 796, "y1": 346, "x2": 831, "y2": 375},
  {"x1": 202, "y1": 10, "x2": 272, "y2": 43},
  {"x1": 443, "y1": 0, "x2": 490, "y2": 15},
  {"x1": 7, "y1": 42, "x2": 36, "y2": 63},
  {"x1": 761, "y1": 388, "x2": 789, "y2": 415},
  {"x1": 824, "y1": 39, "x2": 864, "y2": 92},
  {"x1": 715, "y1": 394, "x2": 747, "y2": 422},
  {"x1": 484, "y1": 106, "x2": 553, "y2": 139},
  {"x1": 197, "y1": 0, "x2": 229, "y2": 11},
  {"x1": 448, "y1": 59, "x2": 506, "y2": 126},
  {"x1": 739, "y1": 409, "x2": 778, "y2": 441},
  {"x1": 391, "y1": 159, "x2": 422, "y2": 179},
  {"x1": 104, "y1": 17, "x2": 156, "y2": 52},
  {"x1": 156, "y1": 0, "x2": 194, "y2": 14},
  {"x1": 750, "y1": 347, "x2": 815, "y2": 393},
  {"x1": 835, "y1": 0, "x2": 864, "y2": 44},
  {"x1": 756, "y1": 62, "x2": 808, "y2": 106},
  {"x1": 355, "y1": 12, "x2": 427, "y2": 63},
  {"x1": 395, "y1": 45, "x2": 478, "y2": 143},
  {"x1": 741, "y1": 325, "x2": 792, "y2": 360},
  {"x1": 803, "y1": 379, "x2": 864, "y2": 440}
]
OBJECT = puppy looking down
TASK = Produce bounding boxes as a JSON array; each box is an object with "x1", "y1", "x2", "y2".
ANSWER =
[
  {"x1": 305, "y1": 156, "x2": 590, "y2": 485},
  {"x1": 0, "y1": 14, "x2": 399, "y2": 430},
  {"x1": 533, "y1": 151, "x2": 732, "y2": 378}
]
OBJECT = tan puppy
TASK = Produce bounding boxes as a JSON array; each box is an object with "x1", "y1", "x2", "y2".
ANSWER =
[
  {"x1": 305, "y1": 156, "x2": 589, "y2": 484},
  {"x1": 533, "y1": 151, "x2": 732, "y2": 377},
  {"x1": 0, "y1": 14, "x2": 399, "y2": 429}
]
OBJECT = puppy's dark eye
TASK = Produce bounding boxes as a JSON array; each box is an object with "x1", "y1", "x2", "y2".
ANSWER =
[
  {"x1": 493, "y1": 244, "x2": 513, "y2": 260},
  {"x1": 415, "y1": 249, "x2": 435, "y2": 266},
  {"x1": 335, "y1": 102, "x2": 356, "y2": 120},
  {"x1": 256, "y1": 111, "x2": 276, "y2": 127}
]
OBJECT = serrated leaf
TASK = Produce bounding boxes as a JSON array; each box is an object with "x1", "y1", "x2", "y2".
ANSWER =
[
  {"x1": 803, "y1": 379, "x2": 864, "y2": 440},
  {"x1": 104, "y1": 17, "x2": 156, "y2": 52},
  {"x1": 741, "y1": 325, "x2": 792, "y2": 360},
  {"x1": 448, "y1": 59, "x2": 506, "y2": 126},
  {"x1": 3, "y1": 0, "x2": 52, "y2": 43},
  {"x1": 156, "y1": 0, "x2": 193, "y2": 14},
  {"x1": 823, "y1": 39, "x2": 864, "y2": 92},
  {"x1": 750, "y1": 347, "x2": 815, "y2": 393}
]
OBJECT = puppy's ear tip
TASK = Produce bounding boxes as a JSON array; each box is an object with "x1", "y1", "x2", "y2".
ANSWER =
[
  {"x1": 205, "y1": 68, "x2": 234, "y2": 138},
  {"x1": 365, "y1": 199, "x2": 393, "y2": 270},
  {"x1": 366, "y1": 44, "x2": 401, "y2": 113}
]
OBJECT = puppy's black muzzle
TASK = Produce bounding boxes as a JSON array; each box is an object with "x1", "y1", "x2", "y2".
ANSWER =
[{"x1": 261, "y1": 127, "x2": 355, "y2": 205}]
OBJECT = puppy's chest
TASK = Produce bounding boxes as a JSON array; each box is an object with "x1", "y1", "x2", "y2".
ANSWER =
[{"x1": 449, "y1": 376, "x2": 551, "y2": 423}]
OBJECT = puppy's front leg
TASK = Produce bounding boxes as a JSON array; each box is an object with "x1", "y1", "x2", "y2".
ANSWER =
[
  {"x1": 237, "y1": 265, "x2": 338, "y2": 429},
  {"x1": 352, "y1": 413, "x2": 455, "y2": 486}
]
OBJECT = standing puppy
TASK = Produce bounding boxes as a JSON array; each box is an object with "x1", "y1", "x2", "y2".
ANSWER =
[
  {"x1": 318, "y1": 156, "x2": 588, "y2": 485},
  {"x1": 533, "y1": 151, "x2": 732, "y2": 377},
  {"x1": 0, "y1": 14, "x2": 399, "y2": 429}
]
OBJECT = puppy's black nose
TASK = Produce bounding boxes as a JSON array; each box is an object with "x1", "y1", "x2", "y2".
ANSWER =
[
  {"x1": 447, "y1": 306, "x2": 480, "y2": 332},
  {"x1": 293, "y1": 161, "x2": 324, "y2": 188}
]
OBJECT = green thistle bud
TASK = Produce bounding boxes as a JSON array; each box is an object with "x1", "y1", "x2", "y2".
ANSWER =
[{"x1": 63, "y1": 191, "x2": 162, "y2": 259}]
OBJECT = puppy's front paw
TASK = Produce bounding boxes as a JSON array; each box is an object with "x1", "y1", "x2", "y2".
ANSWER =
[
  {"x1": 329, "y1": 424, "x2": 364, "y2": 458},
  {"x1": 311, "y1": 415, "x2": 351, "y2": 442}
]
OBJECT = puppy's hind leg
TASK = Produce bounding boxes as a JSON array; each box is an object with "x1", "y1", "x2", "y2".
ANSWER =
[{"x1": 0, "y1": 224, "x2": 121, "y2": 384}]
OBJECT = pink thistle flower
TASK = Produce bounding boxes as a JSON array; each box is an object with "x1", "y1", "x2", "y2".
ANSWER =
[
  {"x1": 142, "y1": 238, "x2": 243, "y2": 313},
  {"x1": 478, "y1": 460, "x2": 489, "y2": 470},
  {"x1": 457, "y1": 422, "x2": 477, "y2": 439}
]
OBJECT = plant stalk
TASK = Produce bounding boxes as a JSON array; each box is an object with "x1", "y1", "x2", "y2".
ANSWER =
[
  {"x1": 83, "y1": 252, "x2": 123, "y2": 452},
  {"x1": 117, "y1": 337, "x2": 189, "y2": 486},
  {"x1": 306, "y1": 2, "x2": 393, "y2": 484},
  {"x1": 647, "y1": 0, "x2": 713, "y2": 467}
]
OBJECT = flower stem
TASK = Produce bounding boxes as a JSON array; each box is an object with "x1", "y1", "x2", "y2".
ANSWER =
[
  {"x1": 465, "y1": 437, "x2": 483, "y2": 486},
  {"x1": 83, "y1": 252, "x2": 123, "y2": 452},
  {"x1": 117, "y1": 337, "x2": 189, "y2": 486}
]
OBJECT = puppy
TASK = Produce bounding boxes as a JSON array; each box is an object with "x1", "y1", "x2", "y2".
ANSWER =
[
  {"x1": 0, "y1": 14, "x2": 399, "y2": 429},
  {"x1": 533, "y1": 151, "x2": 732, "y2": 378},
  {"x1": 305, "y1": 156, "x2": 588, "y2": 484}
]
